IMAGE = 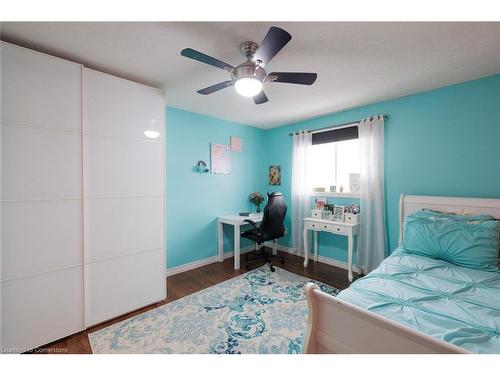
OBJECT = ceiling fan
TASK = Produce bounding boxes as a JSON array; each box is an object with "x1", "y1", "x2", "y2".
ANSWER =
[{"x1": 180, "y1": 26, "x2": 318, "y2": 104}]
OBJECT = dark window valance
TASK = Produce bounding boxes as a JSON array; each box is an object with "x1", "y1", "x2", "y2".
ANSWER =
[{"x1": 311, "y1": 125, "x2": 359, "y2": 145}]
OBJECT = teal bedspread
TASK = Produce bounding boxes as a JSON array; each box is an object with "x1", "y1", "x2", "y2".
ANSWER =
[{"x1": 337, "y1": 249, "x2": 500, "y2": 353}]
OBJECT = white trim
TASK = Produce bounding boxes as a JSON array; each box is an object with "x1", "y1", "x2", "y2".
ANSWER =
[
  {"x1": 317, "y1": 255, "x2": 361, "y2": 274},
  {"x1": 166, "y1": 243, "x2": 363, "y2": 278},
  {"x1": 276, "y1": 244, "x2": 302, "y2": 256},
  {"x1": 311, "y1": 192, "x2": 360, "y2": 199},
  {"x1": 166, "y1": 246, "x2": 254, "y2": 277},
  {"x1": 276, "y1": 244, "x2": 361, "y2": 274}
]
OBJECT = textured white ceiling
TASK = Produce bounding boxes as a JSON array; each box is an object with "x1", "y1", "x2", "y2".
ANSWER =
[{"x1": 1, "y1": 22, "x2": 499, "y2": 128}]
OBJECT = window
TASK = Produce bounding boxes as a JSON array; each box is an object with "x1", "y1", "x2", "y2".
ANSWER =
[{"x1": 309, "y1": 127, "x2": 360, "y2": 193}]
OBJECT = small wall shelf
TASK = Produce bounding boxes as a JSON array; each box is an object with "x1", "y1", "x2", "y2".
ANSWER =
[{"x1": 311, "y1": 192, "x2": 360, "y2": 199}]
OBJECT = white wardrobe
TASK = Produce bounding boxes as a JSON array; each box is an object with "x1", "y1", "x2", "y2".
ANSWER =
[{"x1": 0, "y1": 42, "x2": 166, "y2": 351}]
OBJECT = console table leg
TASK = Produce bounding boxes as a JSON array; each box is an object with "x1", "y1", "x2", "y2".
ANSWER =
[
  {"x1": 303, "y1": 228, "x2": 309, "y2": 268},
  {"x1": 347, "y1": 234, "x2": 354, "y2": 282},
  {"x1": 313, "y1": 231, "x2": 318, "y2": 262}
]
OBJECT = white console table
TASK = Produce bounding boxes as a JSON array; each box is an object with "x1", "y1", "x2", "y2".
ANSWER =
[{"x1": 303, "y1": 217, "x2": 360, "y2": 282}]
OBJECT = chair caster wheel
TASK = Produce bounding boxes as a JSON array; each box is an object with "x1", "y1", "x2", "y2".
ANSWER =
[{"x1": 270, "y1": 265, "x2": 276, "y2": 272}]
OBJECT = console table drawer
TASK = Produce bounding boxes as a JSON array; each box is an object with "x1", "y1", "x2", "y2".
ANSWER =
[
  {"x1": 323, "y1": 222, "x2": 347, "y2": 233},
  {"x1": 305, "y1": 221, "x2": 347, "y2": 234},
  {"x1": 305, "y1": 221, "x2": 321, "y2": 230}
]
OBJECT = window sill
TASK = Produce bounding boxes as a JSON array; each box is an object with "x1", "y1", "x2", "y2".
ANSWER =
[{"x1": 311, "y1": 191, "x2": 360, "y2": 199}]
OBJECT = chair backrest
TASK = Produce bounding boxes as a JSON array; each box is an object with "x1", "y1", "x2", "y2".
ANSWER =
[{"x1": 259, "y1": 192, "x2": 287, "y2": 242}]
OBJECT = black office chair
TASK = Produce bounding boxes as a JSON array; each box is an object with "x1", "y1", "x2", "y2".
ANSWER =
[{"x1": 241, "y1": 192, "x2": 287, "y2": 272}]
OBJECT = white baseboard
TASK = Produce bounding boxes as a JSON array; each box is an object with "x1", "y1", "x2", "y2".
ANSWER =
[
  {"x1": 276, "y1": 244, "x2": 361, "y2": 274},
  {"x1": 166, "y1": 243, "x2": 360, "y2": 278},
  {"x1": 166, "y1": 245, "x2": 255, "y2": 277}
]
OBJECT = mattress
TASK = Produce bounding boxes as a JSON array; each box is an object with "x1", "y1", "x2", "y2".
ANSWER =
[{"x1": 337, "y1": 249, "x2": 500, "y2": 353}]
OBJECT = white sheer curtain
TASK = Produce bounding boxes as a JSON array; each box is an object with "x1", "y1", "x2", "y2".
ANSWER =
[
  {"x1": 291, "y1": 131, "x2": 313, "y2": 253},
  {"x1": 357, "y1": 116, "x2": 388, "y2": 273}
]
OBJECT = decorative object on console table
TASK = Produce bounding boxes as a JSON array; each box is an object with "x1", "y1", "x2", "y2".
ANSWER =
[
  {"x1": 345, "y1": 213, "x2": 360, "y2": 224},
  {"x1": 329, "y1": 185, "x2": 337, "y2": 193},
  {"x1": 344, "y1": 204, "x2": 360, "y2": 223},
  {"x1": 322, "y1": 210, "x2": 332, "y2": 220},
  {"x1": 268, "y1": 165, "x2": 281, "y2": 186},
  {"x1": 349, "y1": 173, "x2": 360, "y2": 193},
  {"x1": 313, "y1": 197, "x2": 327, "y2": 210},
  {"x1": 324, "y1": 204, "x2": 335, "y2": 220},
  {"x1": 249, "y1": 192, "x2": 265, "y2": 213},
  {"x1": 313, "y1": 187, "x2": 326, "y2": 192},
  {"x1": 332, "y1": 205, "x2": 345, "y2": 222}
]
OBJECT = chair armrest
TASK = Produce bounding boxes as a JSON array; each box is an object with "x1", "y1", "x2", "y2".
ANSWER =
[{"x1": 244, "y1": 219, "x2": 260, "y2": 229}]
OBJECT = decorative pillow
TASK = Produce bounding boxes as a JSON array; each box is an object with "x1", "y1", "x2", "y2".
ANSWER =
[
  {"x1": 402, "y1": 211, "x2": 499, "y2": 271},
  {"x1": 421, "y1": 209, "x2": 495, "y2": 222}
]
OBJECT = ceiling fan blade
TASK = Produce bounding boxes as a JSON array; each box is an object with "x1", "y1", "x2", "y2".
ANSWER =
[
  {"x1": 181, "y1": 48, "x2": 234, "y2": 72},
  {"x1": 269, "y1": 72, "x2": 317, "y2": 85},
  {"x1": 253, "y1": 90, "x2": 269, "y2": 105},
  {"x1": 197, "y1": 81, "x2": 234, "y2": 95},
  {"x1": 253, "y1": 27, "x2": 292, "y2": 66}
]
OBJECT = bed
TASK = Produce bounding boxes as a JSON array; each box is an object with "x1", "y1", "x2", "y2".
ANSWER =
[{"x1": 303, "y1": 194, "x2": 500, "y2": 354}]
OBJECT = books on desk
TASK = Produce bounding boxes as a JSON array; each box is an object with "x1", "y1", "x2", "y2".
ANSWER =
[{"x1": 239, "y1": 212, "x2": 258, "y2": 217}]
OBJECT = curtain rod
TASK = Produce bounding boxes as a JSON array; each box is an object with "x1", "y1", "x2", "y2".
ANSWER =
[{"x1": 288, "y1": 114, "x2": 389, "y2": 136}]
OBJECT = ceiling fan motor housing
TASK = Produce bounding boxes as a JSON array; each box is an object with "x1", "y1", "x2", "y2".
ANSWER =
[
  {"x1": 239, "y1": 41, "x2": 259, "y2": 60},
  {"x1": 231, "y1": 61, "x2": 267, "y2": 84}
]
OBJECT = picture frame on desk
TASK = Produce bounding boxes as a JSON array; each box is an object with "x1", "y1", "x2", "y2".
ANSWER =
[{"x1": 332, "y1": 205, "x2": 345, "y2": 222}]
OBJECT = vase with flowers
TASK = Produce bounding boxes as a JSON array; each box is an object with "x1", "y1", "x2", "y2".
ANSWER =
[{"x1": 249, "y1": 192, "x2": 265, "y2": 213}]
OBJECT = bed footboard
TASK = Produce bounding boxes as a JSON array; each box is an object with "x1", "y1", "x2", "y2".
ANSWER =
[{"x1": 303, "y1": 283, "x2": 467, "y2": 354}]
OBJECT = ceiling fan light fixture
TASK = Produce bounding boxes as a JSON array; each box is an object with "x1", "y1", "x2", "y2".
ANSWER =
[{"x1": 234, "y1": 77, "x2": 263, "y2": 97}]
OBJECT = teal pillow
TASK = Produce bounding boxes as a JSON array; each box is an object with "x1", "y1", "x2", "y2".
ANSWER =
[
  {"x1": 420, "y1": 209, "x2": 495, "y2": 222},
  {"x1": 402, "y1": 211, "x2": 499, "y2": 271}
]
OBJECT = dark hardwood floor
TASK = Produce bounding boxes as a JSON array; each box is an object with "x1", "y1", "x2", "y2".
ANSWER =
[{"x1": 33, "y1": 250, "x2": 355, "y2": 354}]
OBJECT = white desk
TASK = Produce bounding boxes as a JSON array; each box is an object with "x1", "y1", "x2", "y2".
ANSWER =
[
  {"x1": 303, "y1": 217, "x2": 360, "y2": 282},
  {"x1": 218, "y1": 213, "x2": 264, "y2": 270}
]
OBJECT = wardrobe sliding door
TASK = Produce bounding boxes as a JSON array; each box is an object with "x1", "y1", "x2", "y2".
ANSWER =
[
  {"x1": 1, "y1": 42, "x2": 84, "y2": 351},
  {"x1": 83, "y1": 68, "x2": 166, "y2": 327}
]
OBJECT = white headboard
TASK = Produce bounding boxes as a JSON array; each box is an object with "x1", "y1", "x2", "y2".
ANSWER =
[{"x1": 398, "y1": 194, "x2": 500, "y2": 245}]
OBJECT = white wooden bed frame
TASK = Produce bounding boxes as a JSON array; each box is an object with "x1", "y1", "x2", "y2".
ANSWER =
[{"x1": 303, "y1": 194, "x2": 500, "y2": 354}]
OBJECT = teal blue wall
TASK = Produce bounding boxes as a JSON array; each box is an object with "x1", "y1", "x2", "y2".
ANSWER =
[
  {"x1": 266, "y1": 74, "x2": 500, "y2": 261},
  {"x1": 166, "y1": 75, "x2": 500, "y2": 270},
  {"x1": 166, "y1": 107, "x2": 267, "y2": 269}
]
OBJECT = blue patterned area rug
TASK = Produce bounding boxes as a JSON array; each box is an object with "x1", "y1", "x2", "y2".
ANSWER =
[{"x1": 89, "y1": 266, "x2": 339, "y2": 354}]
